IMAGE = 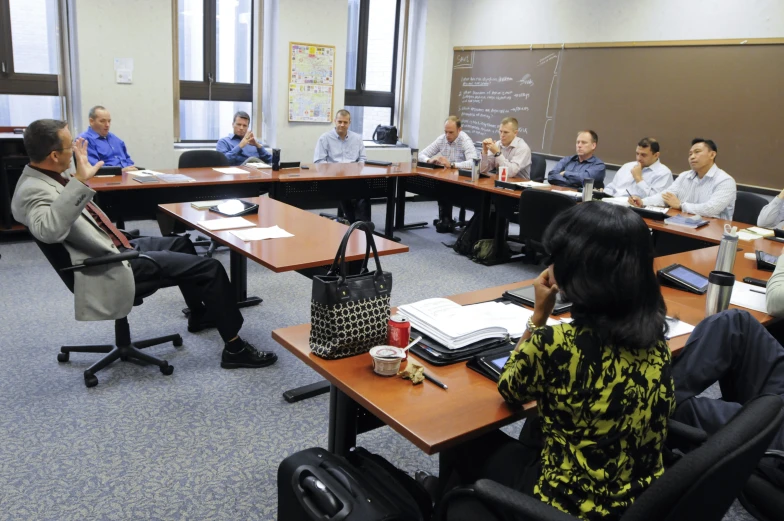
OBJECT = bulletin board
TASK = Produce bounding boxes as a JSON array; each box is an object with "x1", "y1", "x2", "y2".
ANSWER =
[{"x1": 288, "y1": 42, "x2": 335, "y2": 122}]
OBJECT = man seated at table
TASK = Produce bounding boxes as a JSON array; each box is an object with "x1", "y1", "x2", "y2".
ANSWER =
[
  {"x1": 603, "y1": 137, "x2": 673, "y2": 197},
  {"x1": 758, "y1": 187, "x2": 784, "y2": 230},
  {"x1": 78, "y1": 105, "x2": 137, "y2": 173},
  {"x1": 314, "y1": 109, "x2": 369, "y2": 223},
  {"x1": 216, "y1": 111, "x2": 272, "y2": 166},
  {"x1": 547, "y1": 130, "x2": 606, "y2": 189},
  {"x1": 12, "y1": 119, "x2": 277, "y2": 370},
  {"x1": 480, "y1": 117, "x2": 532, "y2": 179},
  {"x1": 629, "y1": 138, "x2": 736, "y2": 220},
  {"x1": 418, "y1": 116, "x2": 477, "y2": 232}
]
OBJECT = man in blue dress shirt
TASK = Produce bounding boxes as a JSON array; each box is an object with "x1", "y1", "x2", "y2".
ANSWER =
[
  {"x1": 79, "y1": 106, "x2": 137, "y2": 173},
  {"x1": 314, "y1": 109, "x2": 369, "y2": 223},
  {"x1": 547, "y1": 130, "x2": 606, "y2": 189},
  {"x1": 216, "y1": 111, "x2": 272, "y2": 166}
]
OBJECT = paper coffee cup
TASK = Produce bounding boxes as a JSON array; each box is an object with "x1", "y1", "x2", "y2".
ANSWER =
[{"x1": 369, "y1": 345, "x2": 404, "y2": 376}]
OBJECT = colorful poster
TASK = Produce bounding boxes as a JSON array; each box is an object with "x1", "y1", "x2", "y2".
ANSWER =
[{"x1": 288, "y1": 84, "x2": 333, "y2": 122}]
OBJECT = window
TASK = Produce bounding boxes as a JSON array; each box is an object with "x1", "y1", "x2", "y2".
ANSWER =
[
  {"x1": 178, "y1": 0, "x2": 253, "y2": 141},
  {"x1": 344, "y1": 0, "x2": 401, "y2": 140},
  {"x1": 0, "y1": 0, "x2": 61, "y2": 126}
]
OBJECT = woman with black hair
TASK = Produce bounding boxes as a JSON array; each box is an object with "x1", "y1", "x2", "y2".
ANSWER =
[{"x1": 436, "y1": 202, "x2": 675, "y2": 521}]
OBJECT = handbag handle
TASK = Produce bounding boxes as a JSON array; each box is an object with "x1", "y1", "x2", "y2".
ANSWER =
[
  {"x1": 327, "y1": 221, "x2": 384, "y2": 282},
  {"x1": 372, "y1": 125, "x2": 381, "y2": 142}
]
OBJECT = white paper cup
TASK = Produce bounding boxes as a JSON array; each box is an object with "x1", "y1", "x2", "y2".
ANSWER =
[{"x1": 369, "y1": 345, "x2": 404, "y2": 376}]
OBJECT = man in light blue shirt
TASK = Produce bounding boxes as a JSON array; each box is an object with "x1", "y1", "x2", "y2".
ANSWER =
[
  {"x1": 78, "y1": 106, "x2": 137, "y2": 172},
  {"x1": 216, "y1": 111, "x2": 272, "y2": 166},
  {"x1": 547, "y1": 130, "x2": 606, "y2": 189},
  {"x1": 603, "y1": 137, "x2": 673, "y2": 197},
  {"x1": 314, "y1": 109, "x2": 369, "y2": 223}
]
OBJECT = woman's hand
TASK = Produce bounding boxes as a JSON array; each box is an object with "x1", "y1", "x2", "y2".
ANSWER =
[{"x1": 532, "y1": 268, "x2": 559, "y2": 326}]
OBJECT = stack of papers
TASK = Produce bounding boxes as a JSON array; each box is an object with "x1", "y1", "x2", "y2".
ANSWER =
[
  {"x1": 190, "y1": 200, "x2": 226, "y2": 210},
  {"x1": 243, "y1": 162, "x2": 272, "y2": 169},
  {"x1": 601, "y1": 197, "x2": 671, "y2": 213},
  {"x1": 197, "y1": 217, "x2": 256, "y2": 231},
  {"x1": 155, "y1": 173, "x2": 195, "y2": 183},
  {"x1": 515, "y1": 180, "x2": 549, "y2": 188},
  {"x1": 229, "y1": 226, "x2": 294, "y2": 241},
  {"x1": 213, "y1": 167, "x2": 250, "y2": 175},
  {"x1": 664, "y1": 214, "x2": 708, "y2": 228},
  {"x1": 665, "y1": 317, "x2": 695, "y2": 339},
  {"x1": 730, "y1": 281, "x2": 768, "y2": 313},
  {"x1": 737, "y1": 227, "x2": 775, "y2": 242},
  {"x1": 396, "y1": 298, "x2": 558, "y2": 349}
]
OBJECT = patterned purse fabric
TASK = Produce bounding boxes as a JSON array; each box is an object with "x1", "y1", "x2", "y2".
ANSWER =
[{"x1": 309, "y1": 222, "x2": 392, "y2": 359}]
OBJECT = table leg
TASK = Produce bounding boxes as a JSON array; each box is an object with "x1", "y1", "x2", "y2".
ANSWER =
[
  {"x1": 394, "y1": 177, "x2": 427, "y2": 231},
  {"x1": 328, "y1": 385, "x2": 358, "y2": 457},
  {"x1": 283, "y1": 380, "x2": 331, "y2": 403},
  {"x1": 229, "y1": 249, "x2": 263, "y2": 308},
  {"x1": 374, "y1": 178, "x2": 401, "y2": 242}
]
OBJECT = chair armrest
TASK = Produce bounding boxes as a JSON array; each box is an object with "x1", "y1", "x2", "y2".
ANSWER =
[
  {"x1": 60, "y1": 250, "x2": 140, "y2": 271},
  {"x1": 435, "y1": 480, "x2": 576, "y2": 521},
  {"x1": 667, "y1": 419, "x2": 709, "y2": 449}
]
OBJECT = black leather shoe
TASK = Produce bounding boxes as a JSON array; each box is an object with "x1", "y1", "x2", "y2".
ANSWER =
[
  {"x1": 221, "y1": 341, "x2": 278, "y2": 369},
  {"x1": 187, "y1": 313, "x2": 216, "y2": 333},
  {"x1": 435, "y1": 219, "x2": 455, "y2": 234}
]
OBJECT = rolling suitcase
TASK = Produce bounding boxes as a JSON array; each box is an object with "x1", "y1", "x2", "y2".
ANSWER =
[{"x1": 278, "y1": 446, "x2": 431, "y2": 521}]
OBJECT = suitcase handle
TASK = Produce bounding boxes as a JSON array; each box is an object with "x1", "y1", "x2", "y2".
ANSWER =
[{"x1": 301, "y1": 475, "x2": 342, "y2": 517}]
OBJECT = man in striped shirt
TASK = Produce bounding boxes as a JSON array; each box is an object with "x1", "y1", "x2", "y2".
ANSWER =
[
  {"x1": 757, "y1": 187, "x2": 784, "y2": 230},
  {"x1": 630, "y1": 138, "x2": 736, "y2": 220},
  {"x1": 418, "y1": 116, "x2": 477, "y2": 232}
]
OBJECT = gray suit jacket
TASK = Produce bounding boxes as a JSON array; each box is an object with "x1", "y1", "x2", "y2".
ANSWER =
[{"x1": 11, "y1": 166, "x2": 135, "y2": 321}]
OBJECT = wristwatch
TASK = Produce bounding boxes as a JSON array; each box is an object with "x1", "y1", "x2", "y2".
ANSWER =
[
  {"x1": 494, "y1": 151, "x2": 502, "y2": 157},
  {"x1": 450, "y1": 162, "x2": 455, "y2": 169},
  {"x1": 526, "y1": 317, "x2": 546, "y2": 334}
]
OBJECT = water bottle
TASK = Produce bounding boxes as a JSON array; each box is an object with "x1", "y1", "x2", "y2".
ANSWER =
[
  {"x1": 271, "y1": 148, "x2": 281, "y2": 171},
  {"x1": 714, "y1": 224, "x2": 738, "y2": 273},
  {"x1": 410, "y1": 148, "x2": 418, "y2": 169},
  {"x1": 582, "y1": 178, "x2": 595, "y2": 202},
  {"x1": 471, "y1": 158, "x2": 480, "y2": 182}
]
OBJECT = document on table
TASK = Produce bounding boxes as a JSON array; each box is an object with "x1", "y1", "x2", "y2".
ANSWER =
[
  {"x1": 665, "y1": 317, "x2": 695, "y2": 339},
  {"x1": 129, "y1": 170, "x2": 159, "y2": 177},
  {"x1": 515, "y1": 181, "x2": 549, "y2": 188},
  {"x1": 730, "y1": 281, "x2": 768, "y2": 313},
  {"x1": 229, "y1": 226, "x2": 294, "y2": 241},
  {"x1": 197, "y1": 217, "x2": 256, "y2": 231},
  {"x1": 190, "y1": 200, "x2": 226, "y2": 210},
  {"x1": 601, "y1": 197, "x2": 670, "y2": 213},
  {"x1": 738, "y1": 227, "x2": 775, "y2": 241},
  {"x1": 213, "y1": 167, "x2": 250, "y2": 175},
  {"x1": 155, "y1": 173, "x2": 195, "y2": 183},
  {"x1": 243, "y1": 162, "x2": 272, "y2": 169}
]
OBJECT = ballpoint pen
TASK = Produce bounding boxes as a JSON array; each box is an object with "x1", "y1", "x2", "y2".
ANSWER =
[
  {"x1": 423, "y1": 372, "x2": 448, "y2": 390},
  {"x1": 750, "y1": 289, "x2": 766, "y2": 295}
]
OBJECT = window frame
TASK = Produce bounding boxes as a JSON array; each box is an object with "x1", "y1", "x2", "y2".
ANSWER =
[
  {"x1": 344, "y1": 0, "x2": 402, "y2": 123},
  {"x1": 0, "y1": 0, "x2": 59, "y2": 96},
  {"x1": 177, "y1": 0, "x2": 254, "y2": 141}
]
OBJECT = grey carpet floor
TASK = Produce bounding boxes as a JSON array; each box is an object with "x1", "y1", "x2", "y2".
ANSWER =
[{"x1": 0, "y1": 200, "x2": 752, "y2": 520}]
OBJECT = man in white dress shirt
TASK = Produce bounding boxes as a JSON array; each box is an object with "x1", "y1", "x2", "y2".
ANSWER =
[
  {"x1": 757, "y1": 187, "x2": 784, "y2": 230},
  {"x1": 419, "y1": 116, "x2": 477, "y2": 232},
  {"x1": 480, "y1": 117, "x2": 532, "y2": 179},
  {"x1": 603, "y1": 138, "x2": 672, "y2": 197},
  {"x1": 629, "y1": 138, "x2": 736, "y2": 220}
]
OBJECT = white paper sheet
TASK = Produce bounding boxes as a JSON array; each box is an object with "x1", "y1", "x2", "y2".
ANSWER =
[
  {"x1": 197, "y1": 217, "x2": 256, "y2": 231},
  {"x1": 229, "y1": 226, "x2": 294, "y2": 241},
  {"x1": 213, "y1": 167, "x2": 250, "y2": 175},
  {"x1": 243, "y1": 162, "x2": 272, "y2": 169},
  {"x1": 729, "y1": 281, "x2": 768, "y2": 313},
  {"x1": 665, "y1": 317, "x2": 695, "y2": 339}
]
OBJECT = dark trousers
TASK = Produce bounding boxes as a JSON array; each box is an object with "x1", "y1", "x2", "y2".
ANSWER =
[
  {"x1": 127, "y1": 236, "x2": 244, "y2": 342},
  {"x1": 340, "y1": 198, "x2": 371, "y2": 223},
  {"x1": 672, "y1": 309, "x2": 784, "y2": 485},
  {"x1": 437, "y1": 201, "x2": 454, "y2": 222}
]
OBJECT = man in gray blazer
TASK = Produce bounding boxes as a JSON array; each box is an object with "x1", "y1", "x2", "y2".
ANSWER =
[{"x1": 12, "y1": 119, "x2": 276, "y2": 369}]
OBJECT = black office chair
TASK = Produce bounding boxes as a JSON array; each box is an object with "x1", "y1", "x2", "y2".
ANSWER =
[
  {"x1": 510, "y1": 190, "x2": 577, "y2": 263},
  {"x1": 738, "y1": 450, "x2": 784, "y2": 521},
  {"x1": 434, "y1": 394, "x2": 784, "y2": 521},
  {"x1": 530, "y1": 154, "x2": 546, "y2": 182},
  {"x1": 734, "y1": 192, "x2": 769, "y2": 226},
  {"x1": 35, "y1": 239, "x2": 182, "y2": 388},
  {"x1": 176, "y1": 150, "x2": 231, "y2": 256}
]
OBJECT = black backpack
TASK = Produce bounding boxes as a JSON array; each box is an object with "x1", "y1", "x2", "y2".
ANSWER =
[
  {"x1": 373, "y1": 125, "x2": 398, "y2": 145},
  {"x1": 453, "y1": 212, "x2": 496, "y2": 256}
]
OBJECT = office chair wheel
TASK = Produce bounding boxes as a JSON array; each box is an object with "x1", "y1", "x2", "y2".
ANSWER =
[
  {"x1": 57, "y1": 352, "x2": 69, "y2": 363},
  {"x1": 160, "y1": 364, "x2": 174, "y2": 376},
  {"x1": 84, "y1": 373, "x2": 99, "y2": 388},
  {"x1": 173, "y1": 335, "x2": 183, "y2": 347}
]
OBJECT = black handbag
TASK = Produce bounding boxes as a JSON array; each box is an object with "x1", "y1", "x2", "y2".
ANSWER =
[
  {"x1": 372, "y1": 124, "x2": 398, "y2": 145},
  {"x1": 309, "y1": 221, "x2": 392, "y2": 359}
]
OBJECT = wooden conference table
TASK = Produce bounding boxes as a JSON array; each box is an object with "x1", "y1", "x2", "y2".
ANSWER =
[
  {"x1": 88, "y1": 162, "x2": 414, "y2": 240},
  {"x1": 272, "y1": 242, "x2": 782, "y2": 460},
  {"x1": 158, "y1": 196, "x2": 408, "y2": 309}
]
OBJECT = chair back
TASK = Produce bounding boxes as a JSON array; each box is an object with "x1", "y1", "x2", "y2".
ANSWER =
[
  {"x1": 33, "y1": 239, "x2": 76, "y2": 293},
  {"x1": 518, "y1": 190, "x2": 577, "y2": 244},
  {"x1": 178, "y1": 150, "x2": 230, "y2": 169},
  {"x1": 733, "y1": 191, "x2": 769, "y2": 226},
  {"x1": 624, "y1": 394, "x2": 784, "y2": 521},
  {"x1": 530, "y1": 155, "x2": 546, "y2": 182}
]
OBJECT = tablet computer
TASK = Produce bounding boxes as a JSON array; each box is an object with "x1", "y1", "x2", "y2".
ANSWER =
[
  {"x1": 503, "y1": 285, "x2": 572, "y2": 314},
  {"x1": 756, "y1": 250, "x2": 779, "y2": 271},
  {"x1": 417, "y1": 161, "x2": 445, "y2": 169},
  {"x1": 209, "y1": 199, "x2": 259, "y2": 217},
  {"x1": 95, "y1": 166, "x2": 122, "y2": 177},
  {"x1": 457, "y1": 169, "x2": 491, "y2": 178},
  {"x1": 657, "y1": 263, "x2": 709, "y2": 294},
  {"x1": 364, "y1": 159, "x2": 393, "y2": 167},
  {"x1": 477, "y1": 352, "x2": 511, "y2": 381}
]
